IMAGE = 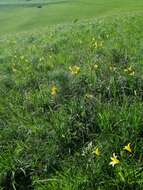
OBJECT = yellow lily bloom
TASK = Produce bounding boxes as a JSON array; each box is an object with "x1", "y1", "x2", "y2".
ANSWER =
[
  {"x1": 92, "y1": 147, "x2": 101, "y2": 156},
  {"x1": 69, "y1": 65, "x2": 80, "y2": 75},
  {"x1": 95, "y1": 148, "x2": 101, "y2": 156},
  {"x1": 124, "y1": 66, "x2": 135, "y2": 76},
  {"x1": 129, "y1": 71, "x2": 135, "y2": 76},
  {"x1": 51, "y1": 85, "x2": 58, "y2": 96},
  {"x1": 123, "y1": 143, "x2": 132, "y2": 153},
  {"x1": 109, "y1": 153, "x2": 120, "y2": 167}
]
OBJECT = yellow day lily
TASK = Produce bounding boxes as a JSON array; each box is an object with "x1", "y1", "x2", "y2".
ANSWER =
[
  {"x1": 92, "y1": 147, "x2": 101, "y2": 156},
  {"x1": 69, "y1": 65, "x2": 80, "y2": 75},
  {"x1": 124, "y1": 66, "x2": 135, "y2": 76},
  {"x1": 123, "y1": 143, "x2": 132, "y2": 153},
  {"x1": 128, "y1": 67, "x2": 135, "y2": 76},
  {"x1": 109, "y1": 153, "x2": 120, "y2": 167},
  {"x1": 51, "y1": 85, "x2": 58, "y2": 96},
  {"x1": 129, "y1": 70, "x2": 135, "y2": 76}
]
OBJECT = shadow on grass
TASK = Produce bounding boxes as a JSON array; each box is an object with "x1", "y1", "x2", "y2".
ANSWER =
[{"x1": 1, "y1": 169, "x2": 34, "y2": 190}]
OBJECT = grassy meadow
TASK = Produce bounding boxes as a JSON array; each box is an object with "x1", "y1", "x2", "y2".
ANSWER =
[{"x1": 1, "y1": 0, "x2": 143, "y2": 190}]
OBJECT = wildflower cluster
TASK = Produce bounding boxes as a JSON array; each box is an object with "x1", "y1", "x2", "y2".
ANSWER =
[
  {"x1": 109, "y1": 143, "x2": 132, "y2": 167},
  {"x1": 83, "y1": 142, "x2": 133, "y2": 167}
]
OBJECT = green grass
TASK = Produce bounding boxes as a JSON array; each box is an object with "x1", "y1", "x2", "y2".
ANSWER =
[
  {"x1": 0, "y1": 0, "x2": 143, "y2": 34},
  {"x1": 1, "y1": 1, "x2": 143, "y2": 190},
  {"x1": 1, "y1": 13, "x2": 143, "y2": 189}
]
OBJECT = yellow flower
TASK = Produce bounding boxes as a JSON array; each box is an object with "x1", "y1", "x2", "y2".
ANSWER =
[
  {"x1": 128, "y1": 67, "x2": 135, "y2": 76},
  {"x1": 92, "y1": 147, "x2": 101, "y2": 156},
  {"x1": 128, "y1": 66, "x2": 133, "y2": 71},
  {"x1": 123, "y1": 143, "x2": 132, "y2": 153},
  {"x1": 94, "y1": 41, "x2": 98, "y2": 48},
  {"x1": 129, "y1": 71, "x2": 135, "y2": 76},
  {"x1": 109, "y1": 153, "x2": 120, "y2": 167},
  {"x1": 51, "y1": 85, "x2": 58, "y2": 96},
  {"x1": 124, "y1": 66, "x2": 135, "y2": 76},
  {"x1": 69, "y1": 65, "x2": 80, "y2": 75}
]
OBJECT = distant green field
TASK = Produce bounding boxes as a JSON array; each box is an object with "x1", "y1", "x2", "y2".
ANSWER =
[{"x1": 0, "y1": 0, "x2": 143, "y2": 34}]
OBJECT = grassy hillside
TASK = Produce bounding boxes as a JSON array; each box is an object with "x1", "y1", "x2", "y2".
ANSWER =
[
  {"x1": 1, "y1": 0, "x2": 143, "y2": 190},
  {"x1": 0, "y1": 0, "x2": 143, "y2": 34},
  {"x1": 1, "y1": 11, "x2": 143, "y2": 189}
]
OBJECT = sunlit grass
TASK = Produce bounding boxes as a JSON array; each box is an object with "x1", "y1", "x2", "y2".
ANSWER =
[{"x1": 1, "y1": 6, "x2": 143, "y2": 190}]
